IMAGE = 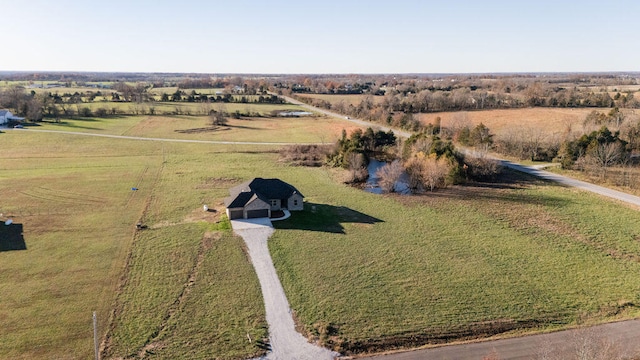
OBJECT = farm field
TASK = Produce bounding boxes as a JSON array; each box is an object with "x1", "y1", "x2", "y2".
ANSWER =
[
  {"x1": 34, "y1": 113, "x2": 361, "y2": 143},
  {"x1": 416, "y1": 107, "x2": 618, "y2": 138},
  {"x1": 296, "y1": 93, "x2": 386, "y2": 106},
  {"x1": 57, "y1": 101, "x2": 310, "y2": 116},
  {"x1": 4, "y1": 109, "x2": 640, "y2": 358}
]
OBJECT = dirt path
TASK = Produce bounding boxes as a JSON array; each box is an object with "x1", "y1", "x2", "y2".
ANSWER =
[{"x1": 231, "y1": 218, "x2": 338, "y2": 360}]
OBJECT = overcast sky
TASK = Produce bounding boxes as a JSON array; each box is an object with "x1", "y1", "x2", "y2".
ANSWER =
[{"x1": 1, "y1": 0, "x2": 638, "y2": 74}]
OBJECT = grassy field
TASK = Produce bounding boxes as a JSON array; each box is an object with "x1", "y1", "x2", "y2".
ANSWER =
[
  {"x1": 34, "y1": 113, "x2": 361, "y2": 143},
  {"x1": 270, "y1": 170, "x2": 640, "y2": 354},
  {"x1": 296, "y1": 93, "x2": 386, "y2": 106},
  {"x1": 0, "y1": 132, "x2": 277, "y2": 359},
  {"x1": 5, "y1": 111, "x2": 640, "y2": 358},
  {"x1": 58, "y1": 101, "x2": 310, "y2": 116}
]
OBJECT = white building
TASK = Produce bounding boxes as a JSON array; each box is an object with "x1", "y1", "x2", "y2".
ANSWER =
[{"x1": 0, "y1": 110, "x2": 24, "y2": 125}]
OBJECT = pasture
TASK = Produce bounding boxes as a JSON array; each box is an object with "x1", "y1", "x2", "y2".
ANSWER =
[
  {"x1": 35, "y1": 113, "x2": 360, "y2": 143},
  {"x1": 296, "y1": 93, "x2": 386, "y2": 106},
  {"x1": 4, "y1": 111, "x2": 640, "y2": 358}
]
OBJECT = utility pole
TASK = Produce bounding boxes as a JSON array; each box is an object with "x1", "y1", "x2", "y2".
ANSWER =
[{"x1": 93, "y1": 311, "x2": 99, "y2": 360}]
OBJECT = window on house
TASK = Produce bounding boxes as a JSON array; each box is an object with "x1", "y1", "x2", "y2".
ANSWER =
[
  {"x1": 293, "y1": 199, "x2": 298, "y2": 206},
  {"x1": 271, "y1": 200, "x2": 278, "y2": 206}
]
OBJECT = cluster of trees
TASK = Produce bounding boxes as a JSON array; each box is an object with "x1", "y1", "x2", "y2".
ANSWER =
[
  {"x1": 160, "y1": 90, "x2": 284, "y2": 104},
  {"x1": 327, "y1": 128, "x2": 397, "y2": 182},
  {"x1": 0, "y1": 86, "x2": 45, "y2": 120},
  {"x1": 318, "y1": 125, "x2": 501, "y2": 192},
  {"x1": 559, "y1": 126, "x2": 629, "y2": 175}
]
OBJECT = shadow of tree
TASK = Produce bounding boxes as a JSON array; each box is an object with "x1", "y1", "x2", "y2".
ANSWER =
[
  {"x1": 273, "y1": 203, "x2": 383, "y2": 234},
  {"x1": 0, "y1": 223, "x2": 27, "y2": 251}
]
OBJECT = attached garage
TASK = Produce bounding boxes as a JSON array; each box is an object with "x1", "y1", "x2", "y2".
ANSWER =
[
  {"x1": 225, "y1": 178, "x2": 305, "y2": 220},
  {"x1": 228, "y1": 209, "x2": 244, "y2": 220},
  {"x1": 247, "y1": 209, "x2": 269, "y2": 218}
]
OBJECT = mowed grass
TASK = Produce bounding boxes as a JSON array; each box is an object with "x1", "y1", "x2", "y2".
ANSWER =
[
  {"x1": 69, "y1": 101, "x2": 311, "y2": 117},
  {"x1": 269, "y1": 170, "x2": 640, "y2": 354}
]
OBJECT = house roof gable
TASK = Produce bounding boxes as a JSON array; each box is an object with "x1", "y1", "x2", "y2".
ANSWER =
[{"x1": 225, "y1": 178, "x2": 303, "y2": 209}]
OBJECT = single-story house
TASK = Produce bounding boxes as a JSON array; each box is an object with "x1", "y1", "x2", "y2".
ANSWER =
[
  {"x1": 224, "y1": 178, "x2": 304, "y2": 220},
  {"x1": 0, "y1": 110, "x2": 24, "y2": 125}
]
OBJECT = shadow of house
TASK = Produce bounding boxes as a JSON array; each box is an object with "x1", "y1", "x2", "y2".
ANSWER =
[
  {"x1": 273, "y1": 202, "x2": 383, "y2": 234},
  {"x1": 0, "y1": 223, "x2": 26, "y2": 251}
]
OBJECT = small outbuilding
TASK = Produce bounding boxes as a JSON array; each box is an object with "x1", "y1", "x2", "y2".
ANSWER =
[{"x1": 224, "y1": 178, "x2": 304, "y2": 220}]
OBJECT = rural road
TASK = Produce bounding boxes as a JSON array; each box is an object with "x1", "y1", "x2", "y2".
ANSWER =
[
  {"x1": 279, "y1": 94, "x2": 413, "y2": 138},
  {"x1": 365, "y1": 319, "x2": 640, "y2": 360},
  {"x1": 501, "y1": 160, "x2": 640, "y2": 207},
  {"x1": 231, "y1": 218, "x2": 339, "y2": 360}
]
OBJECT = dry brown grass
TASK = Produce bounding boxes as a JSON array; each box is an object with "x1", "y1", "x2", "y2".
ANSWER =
[{"x1": 417, "y1": 108, "x2": 608, "y2": 139}]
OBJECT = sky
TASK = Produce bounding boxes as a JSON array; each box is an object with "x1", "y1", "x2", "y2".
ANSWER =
[{"x1": 1, "y1": 0, "x2": 638, "y2": 74}]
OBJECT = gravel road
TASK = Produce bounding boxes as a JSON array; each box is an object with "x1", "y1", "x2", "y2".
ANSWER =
[{"x1": 232, "y1": 218, "x2": 338, "y2": 360}]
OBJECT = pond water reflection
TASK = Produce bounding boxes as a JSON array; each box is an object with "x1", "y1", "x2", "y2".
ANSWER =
[{"x1": 364, "y1": 159, "x2": 411, "y2": 195}]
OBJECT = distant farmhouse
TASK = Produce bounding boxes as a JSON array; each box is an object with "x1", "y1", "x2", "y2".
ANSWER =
[
  {"x1": 0, "y1": 110, "x2": 24, "y2": 125},
  {"x1": 225, "y1": 178, "x2": 304, "y2": 220}
]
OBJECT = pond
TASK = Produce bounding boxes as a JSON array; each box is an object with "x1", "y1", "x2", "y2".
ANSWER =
[{"x1": 364, "y1": 159, "x2": 411, "y2": 195}]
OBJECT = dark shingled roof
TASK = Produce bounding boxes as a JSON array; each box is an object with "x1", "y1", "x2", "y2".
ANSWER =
[
  {"x1": 225, "y1": 178, "x2": 303, "y2": 208},
  {"x1": 224, "y1": 191, "x2": 259, "y2": 208}
]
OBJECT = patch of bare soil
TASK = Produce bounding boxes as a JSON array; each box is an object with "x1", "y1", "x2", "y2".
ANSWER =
[
  {"x1": 174, "y1": 126, "x2": 230, "y2": 133},
  {"x1": 149, "y1": 205, "x2": 225, "y2": 229},
  {"x1": 336, "y1": 317, "x2": 561, "y2": 355}
]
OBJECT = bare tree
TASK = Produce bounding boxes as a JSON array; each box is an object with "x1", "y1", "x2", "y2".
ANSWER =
[
  {"x1": 422, "y1": 157, "x2": 450, "y2": 191},
  {"x1": 346, "y1": 152, "x2": 368, "y2": 183},
  {"x1": 376, "y1": 161, "x2": 403, "y2": 193},
  {"x1": 405, "y1": 154, "x2": 450, "y2": 192},
  {"x1": 588, "y1": 142, "x2": 625, "y2": 179}
]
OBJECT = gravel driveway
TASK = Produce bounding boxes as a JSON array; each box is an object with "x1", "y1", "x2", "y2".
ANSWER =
[{"x1": 232, "y1": 218, "x2": 338, "y2": 360}]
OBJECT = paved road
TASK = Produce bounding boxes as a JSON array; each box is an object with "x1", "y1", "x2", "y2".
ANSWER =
[
  {"x1": 232, "y1": 218, "x2": 338, "y2": 360},
  {"x1": 280, "y1": 94, "x2": 412, "y2": 138},
  {"x1": 501, "y1": 160, "x2": 640, "y2": 207},
  {"x1": 366, "y1": 320, "x2": 640, "y2": 360}
]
